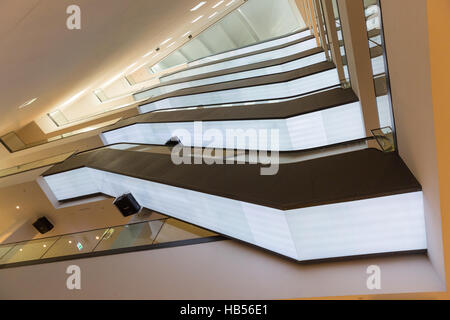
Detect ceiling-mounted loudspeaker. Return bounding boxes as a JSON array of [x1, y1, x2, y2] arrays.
[[165, 136, 182, 147], [113, 193, 142, 217], [33, 217, 54, 234]]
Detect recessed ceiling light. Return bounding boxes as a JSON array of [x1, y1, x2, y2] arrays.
[[160, 38, 172, 46], [181, 31, 192, 38], [226, 0, 235, 6], [19, 249, 23, 252], [68, 240, 72, 244], [129, 62, 149, 74], [208, 12, 218, 19], [191, 1, 206, 11], [213, 0, 224, 8], [18, 97, 38, 109], [101, 61, 138, 89], [192, 15, 204, 23], [124, 62, 138, 71], [16, 205, 20, 210], [57, 89, 88, 109], [95, 236, 100, 240], [142, 50, 153, 58], [43, 244, 47, 248]]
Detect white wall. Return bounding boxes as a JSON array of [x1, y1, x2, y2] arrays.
[[380, 0, 445, 283]]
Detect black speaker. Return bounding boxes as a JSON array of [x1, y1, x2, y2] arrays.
[[165, 136, 182, 147], [33, 217, 54, 234], [113, 193, 141, 217]]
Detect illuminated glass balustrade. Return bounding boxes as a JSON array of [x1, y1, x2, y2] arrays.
[[188, 29, 312, 68], [41, 156, 427, 262], [0, 218, 218, 268], [159, 37, 318, 83], [103, 101, 365, 152], [139, 68, 340, 113], [134, 51, 327, 101]]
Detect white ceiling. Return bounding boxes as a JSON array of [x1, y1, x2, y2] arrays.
[[0, 0, 231, 135]]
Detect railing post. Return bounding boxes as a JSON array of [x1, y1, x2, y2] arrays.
[[295, 0, 310, 29], [313, 0, 331, 61], [306, 0, 321, 47], [336, 0, 380, 136], [321, 0, 347, 85]]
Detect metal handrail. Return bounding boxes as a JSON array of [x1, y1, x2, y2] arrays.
[[0, 218, 222, 269]]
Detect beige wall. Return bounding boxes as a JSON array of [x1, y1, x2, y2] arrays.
[[1, 0, 448, 300], [15, 121, 46, 145], [0, 128, 104, 170], [380, 0, 445, 282], [318, 0, 450, 299], [0, 240, 443, 299]]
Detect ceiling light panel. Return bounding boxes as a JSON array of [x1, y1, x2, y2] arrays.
[[192, 15, 204, 23], [226, 0, 235, 7], [191, 1, 207, 11], [160, 38, 172, 46], [213, 1, 224, 8], [18, 98, 38, 109], [142, 50, 154, 58]]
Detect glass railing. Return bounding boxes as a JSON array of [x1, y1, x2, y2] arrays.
[[137, 0, 362, 114], [134, 50, 327, 101], [104, 92, 366, 152], [139, 67, 340, 113], [0, 218, 220, 268], [157, 36, 318, 84], [0, 151, 75, 178], [188, 29, 311, 68], [149, 0, 304, 75], [133, 28, 383, 104]]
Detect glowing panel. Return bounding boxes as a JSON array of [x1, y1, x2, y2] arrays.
[[134, 52, 327, 101], [43, 168, 427, 261], [103, 102, 364, 152], [160, 38, 318, 83], [189, 30, 312, 67], [139, 69, 340, 113], [377, 95, 393, 128]]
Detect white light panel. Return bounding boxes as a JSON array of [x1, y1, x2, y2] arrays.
[[160, 38, 318, 83], [139, 68, 340, 113], [138, 52, 385, 114], [372, 55, 386, 75], [103, 102, 364, 152], [134, 52, 327, 101], [43, 168, 427, 261], [188, 29, 311, 68], [377, 95, 393, 128]]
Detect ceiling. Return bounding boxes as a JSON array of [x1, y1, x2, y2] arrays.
[[0, 176, 166, 245], [0, 0, 235, 135]]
